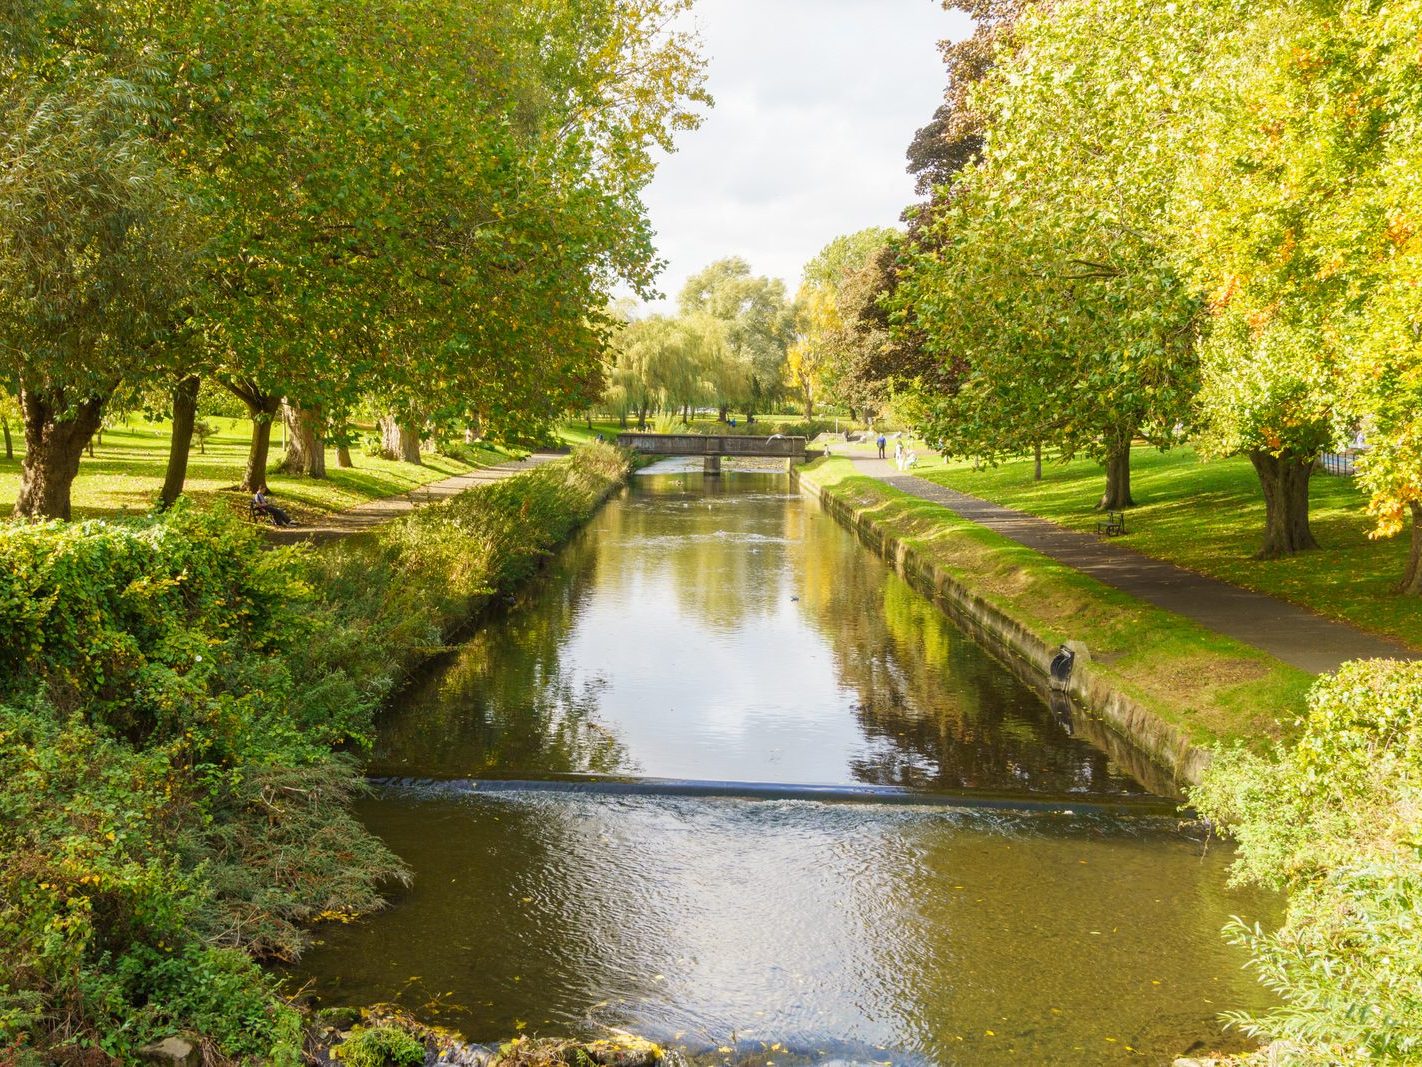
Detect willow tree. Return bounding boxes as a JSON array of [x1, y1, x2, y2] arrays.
[[896, 0, 1233, 509], [679, 258, 794, 421], [0, 77, 196, 518]]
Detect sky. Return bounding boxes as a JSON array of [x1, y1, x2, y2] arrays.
[[636, 0, 973, 312]]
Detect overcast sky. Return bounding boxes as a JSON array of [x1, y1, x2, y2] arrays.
[[635, 0, 972, 312]]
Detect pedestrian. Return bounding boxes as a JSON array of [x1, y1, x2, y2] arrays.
[[876, 432, 887, 459]]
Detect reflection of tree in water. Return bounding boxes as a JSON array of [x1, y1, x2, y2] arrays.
[[607, 473, 799, 625], [372, 528, 633, 778], [798, 512, 1145, 796]]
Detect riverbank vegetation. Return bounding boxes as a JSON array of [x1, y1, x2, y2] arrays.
[[1192, 661, 1422, 1064], [0, 444, 631, 1061], [798, 457, 1313, 753]]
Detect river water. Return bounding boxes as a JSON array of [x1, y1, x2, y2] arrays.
[[293, 464, 1272, 1064]]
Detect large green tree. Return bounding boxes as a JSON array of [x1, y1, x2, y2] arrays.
[[0, 70, 198, 518], [896, 0, 1230, 509], [1177, 0, 1422, 570]]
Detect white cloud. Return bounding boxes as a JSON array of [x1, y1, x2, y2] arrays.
[[635, 0, 973, 310]]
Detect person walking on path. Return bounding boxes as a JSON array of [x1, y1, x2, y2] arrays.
[[876, 433, 887, 459]]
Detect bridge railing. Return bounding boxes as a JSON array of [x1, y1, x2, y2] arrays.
[[616, 433, 807, 457]]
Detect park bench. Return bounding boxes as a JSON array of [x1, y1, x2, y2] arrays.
[[248, 500, 274, 525], [1096, 509, 1127, 537]]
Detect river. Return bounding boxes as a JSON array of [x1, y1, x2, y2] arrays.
[[292, 463, 1272, 1065]]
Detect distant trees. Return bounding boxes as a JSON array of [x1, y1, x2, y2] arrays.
[[0, 0, 710, 516], [603, 258, 793, 426]]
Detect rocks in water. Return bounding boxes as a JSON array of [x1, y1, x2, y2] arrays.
[[313, 1007, 664, 1067], [137, 1037, 200, 1067]]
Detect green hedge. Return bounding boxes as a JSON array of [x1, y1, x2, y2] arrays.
[[0, 444, 630, 1062], [1193, 660, 1422, 1062]]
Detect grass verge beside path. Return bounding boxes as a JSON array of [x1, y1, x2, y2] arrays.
[[912, 445, 1422, 650], [0, 416, 517, 522], [801, 457, 1313, 752]]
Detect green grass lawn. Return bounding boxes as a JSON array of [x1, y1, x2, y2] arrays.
[[0, 417, 515, 522], [912, 445, 1421, 650]]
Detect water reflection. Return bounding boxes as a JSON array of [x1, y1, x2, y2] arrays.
[[373, 471, 1148, 797]]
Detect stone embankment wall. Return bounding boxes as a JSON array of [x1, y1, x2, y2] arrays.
[[795, 469, 1210, 796]]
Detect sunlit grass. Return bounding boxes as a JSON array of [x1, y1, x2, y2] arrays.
[[911, 446, 1420, 650], [802, 456, 1313, 750], [0, 417, 515, 522]]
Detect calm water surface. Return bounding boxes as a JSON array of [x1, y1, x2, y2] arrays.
[[294, 465, 1273, 1064]]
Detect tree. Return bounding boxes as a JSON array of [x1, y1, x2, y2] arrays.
[[679, 258, 793, 421], [1178, 0, 1422, 571], [793, 229, 899, 422], [896, 0, 1228, 510], [16, 0, 710, 498], [0, 74, 197, 518], [907, 0, 1037, 197]]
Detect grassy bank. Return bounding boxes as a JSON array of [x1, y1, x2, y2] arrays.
[[799, 457, 1313, 753], [911, 446, 1422, 650], [0, 444, 631, 1062], [0, 416, 517, 522]]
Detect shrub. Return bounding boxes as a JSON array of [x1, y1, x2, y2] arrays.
[[339, 1024, 426, 1067], [1192, 660, 1422, 1062], [0, 446, 631, 1059]]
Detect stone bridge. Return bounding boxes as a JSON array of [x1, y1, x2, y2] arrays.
[[616, 433, 809, 474]]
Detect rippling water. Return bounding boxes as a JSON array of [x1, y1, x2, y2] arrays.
[[291, 466, 1274, 1064]]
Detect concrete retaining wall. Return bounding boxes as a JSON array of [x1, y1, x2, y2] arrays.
[[795, 469, 1211, 797]]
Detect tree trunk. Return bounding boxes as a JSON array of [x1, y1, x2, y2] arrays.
[[718, 404, 729, 423], [1097, 437, 1135, 510], [380, 415, 421, 464], [14, 389, 106, 519], [619, 412, 628, 429], [1034, 441, 1043, 482], [1399, 501, 1422, 596], [2, 416, 11, 460], [1249, 448, 1320, 558], [637, 405, 647, 430], [159, 375, 200, 508], [279, 401, 327, 478], [336, 444, 353, 468]]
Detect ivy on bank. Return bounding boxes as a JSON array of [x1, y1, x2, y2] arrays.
[[0, 443, 632, 1062]]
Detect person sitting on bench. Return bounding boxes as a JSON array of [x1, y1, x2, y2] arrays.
[[252, 486, 297, 527]]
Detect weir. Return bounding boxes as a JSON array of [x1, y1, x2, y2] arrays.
[[369, 774, 1191, 817]]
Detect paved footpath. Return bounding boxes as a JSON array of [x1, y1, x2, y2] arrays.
[[265, 452, 562, 546], [851, 455, 1417, 674]]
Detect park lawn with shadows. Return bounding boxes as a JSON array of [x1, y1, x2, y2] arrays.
[[800, 457, 1313, 752], [0, 417, 514, 522], [912, 445, 1421, 651]]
